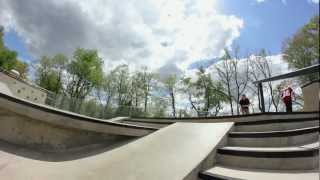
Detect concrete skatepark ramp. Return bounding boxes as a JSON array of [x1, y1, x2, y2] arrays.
[[0, 91, 319, 179], [0, 92, 158, 152]]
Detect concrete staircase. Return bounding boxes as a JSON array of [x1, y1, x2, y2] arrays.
[[199, 115, 319, 180]]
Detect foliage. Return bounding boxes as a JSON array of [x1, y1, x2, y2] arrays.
[[66, 48, 103, 111], [36, 55, 68, 94], [282, 15, 319, 81], [0, 26, 29, 78], [0, 49, 18, 70]]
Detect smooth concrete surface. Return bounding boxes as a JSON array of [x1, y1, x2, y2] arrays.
[[217, 143, 319, 170], [0, 122, 233, 180], [229, 127, 319, 147], [203, 165, 319, 180], [217, 154, 318, 170], [0, 81, 12, 96], [222, 142, 319, 151], [235, 119, 319, 132], [302, 81, 319, 112]]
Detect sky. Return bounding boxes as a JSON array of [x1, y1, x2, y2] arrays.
[[0, 0, 319, 74]]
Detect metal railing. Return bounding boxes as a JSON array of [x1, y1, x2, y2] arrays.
[[254, 64, 319, 112]]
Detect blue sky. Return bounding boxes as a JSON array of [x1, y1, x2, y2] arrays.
[[4, 0, 319, 65], [221, 0, 319, 56]]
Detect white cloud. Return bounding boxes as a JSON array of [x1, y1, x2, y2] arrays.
[[256, 0, 266, 3], [309, 0, 319, 4], [0, 0, 243, 73]]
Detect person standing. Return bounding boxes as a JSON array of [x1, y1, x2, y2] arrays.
[[281, 86, 295, 112], [239, 94, 250, 115]]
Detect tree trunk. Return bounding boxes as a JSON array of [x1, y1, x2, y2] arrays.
[[144, 94, 148, 113], [227, 84, 234, 115], [170, 91, 176, 117]]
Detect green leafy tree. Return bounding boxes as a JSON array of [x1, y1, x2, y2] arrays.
[[195, 67, 227, 116], [282, 15, 319, 81], [0, 26, 4, 50], [137, 67, 155, 114], [14, 60, 28, 79], [181, 68, 227, 117], [112, 64, 132, 115], [0, 26, 29, 78], [0, 50, 18, 70], [66, 48, 103, 111], [36, 55, 68, 94], [0, 27, 17, 70]]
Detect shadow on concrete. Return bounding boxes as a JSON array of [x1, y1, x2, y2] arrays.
[[0, 138, 137, 162]]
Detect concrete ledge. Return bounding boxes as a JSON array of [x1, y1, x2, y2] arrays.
[[235, 117, 319, 126], [200, 166, 319, 180], [230, 126, 319, 138], [217, 144, 319, 170], [229, 127, 319, 147], [235, 118, 319, 132], [0, 92, 159, 151], [0, 122, 234, 180], [129, 112, 319, 124], [120, 120, 171, 129], [0, 92, 157, 137]]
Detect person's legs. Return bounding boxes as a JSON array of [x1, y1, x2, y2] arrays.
[[287, 100, 292, 112], [244, 107, 249, 114]]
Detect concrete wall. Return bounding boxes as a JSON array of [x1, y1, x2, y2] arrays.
[[0, 71, 47, 104], [0, 92, 157, 152], [0, 108, 133, 152], [302, 81, 319, 111]]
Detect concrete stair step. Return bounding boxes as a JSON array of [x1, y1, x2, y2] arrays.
[[199, 165, 319, 180], [235, 117, 319, 132], [229, 126, 319, 147], [217, 143, 319, 170]]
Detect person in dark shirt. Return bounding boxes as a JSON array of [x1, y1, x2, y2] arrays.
[[239, 94, 250, 115]]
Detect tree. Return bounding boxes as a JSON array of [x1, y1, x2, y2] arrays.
[[136, 67, 154, 114], [282, 15, 319, 81], [36, 55, 68, 94], [164, 74, 178, 117], [230, 47, 249, 115], [14, 60, 28, 79], [0, 26, 29, 78], [248, 50, 279, 112], [216, 49, 235, 115], [0, 50, 18, 70], [181, 68, 227, 117], [181, 76, 201, 116], [66, 48, 103, 111], [96, 72, 117, 118], [0, 26, 4, 50], [196, 67, 227, 116], [112, 64, 132, 115]]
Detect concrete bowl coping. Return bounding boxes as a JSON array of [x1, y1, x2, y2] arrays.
[[0, 92, 157, 137], [127, 112, 319, 125]]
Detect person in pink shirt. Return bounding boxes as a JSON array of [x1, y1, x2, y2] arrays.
[[281, 86, 295, 112]]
